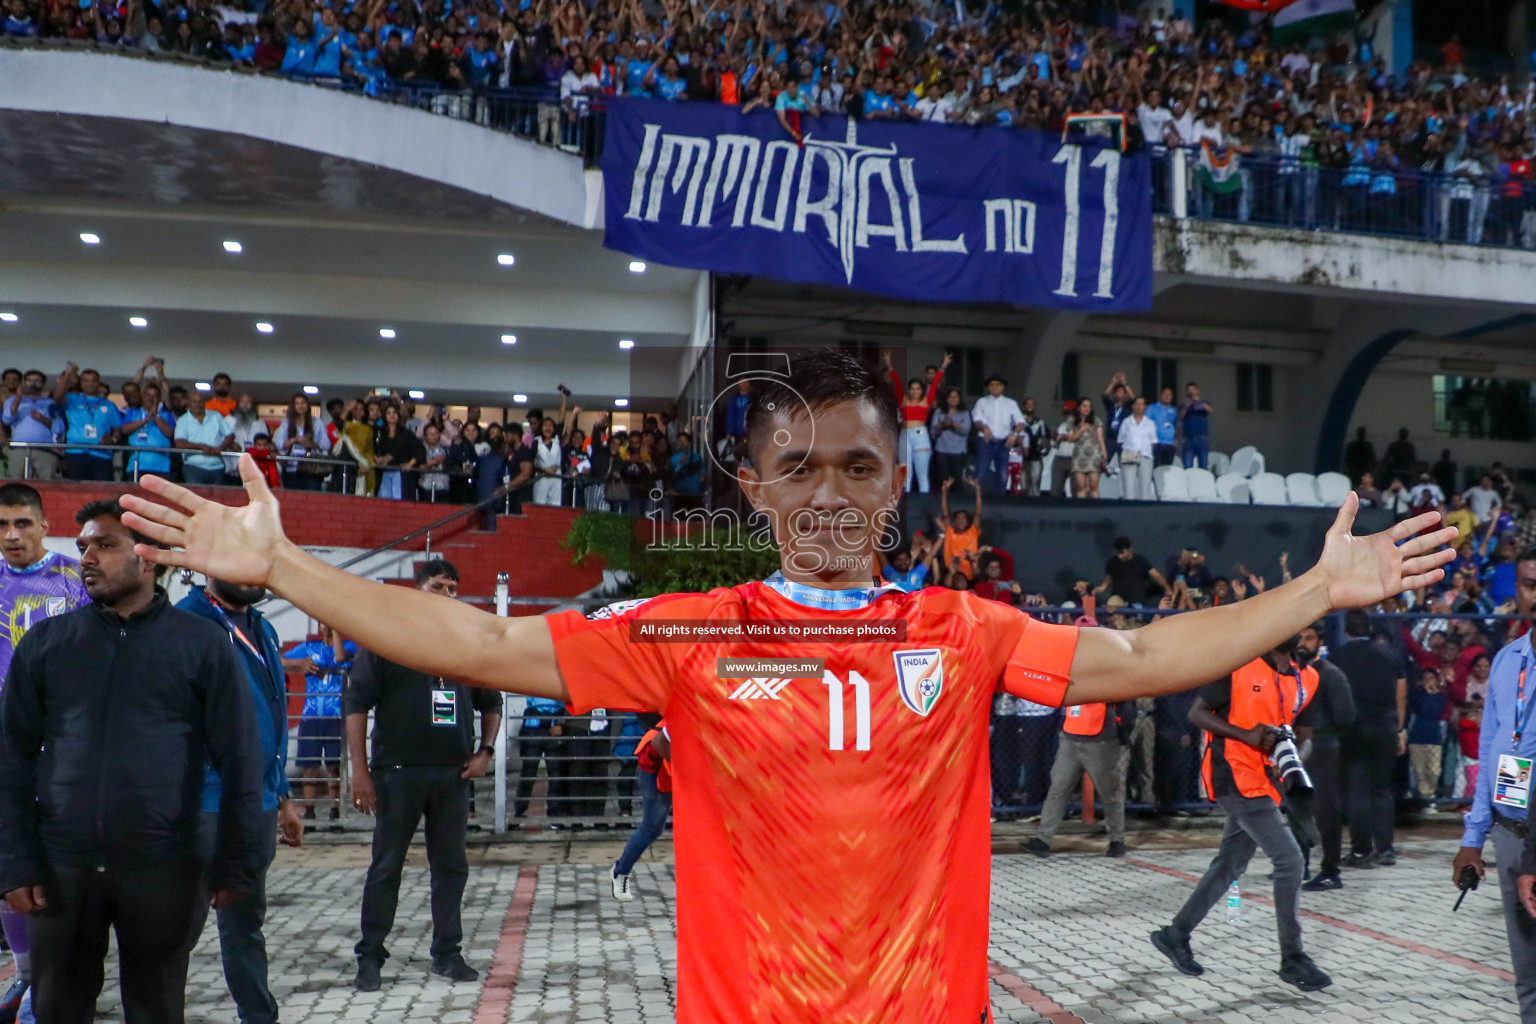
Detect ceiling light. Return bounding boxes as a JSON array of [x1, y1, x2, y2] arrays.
[[302, 385, 319, 395], [79, 232, 100, 245], [497, 253, 515, 266], [501, 334, 517, 345], [128, 316, 148, 328], [0, 313, 16, 323], [255, 321, 274, 334], [512, 393, 528, 403], [619, 338, 635, 350], [628, 261, 646, 273], [379, 328, 396, 339], [222, 240, 243, 254], [614, 398, 630, 407], [407, 390, 425, 400], [195, 382, 212, 392]]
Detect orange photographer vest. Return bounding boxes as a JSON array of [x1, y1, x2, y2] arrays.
[[1201, 658, 1317, 805], [1063, 702, 1108, 736]]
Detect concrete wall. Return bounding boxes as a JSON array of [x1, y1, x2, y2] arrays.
[[0, 49, 591, 228]]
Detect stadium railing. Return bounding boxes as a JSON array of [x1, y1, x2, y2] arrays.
[[1150, 145, 1536, 251]]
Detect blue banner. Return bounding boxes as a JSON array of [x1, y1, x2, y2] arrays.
[[602, 98, 1153, 310]]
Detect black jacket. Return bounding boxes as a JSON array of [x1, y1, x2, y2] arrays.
[[0, 592, 264, 894]]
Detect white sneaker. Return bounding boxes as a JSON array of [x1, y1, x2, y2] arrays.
[[611, 865, 634, 902]]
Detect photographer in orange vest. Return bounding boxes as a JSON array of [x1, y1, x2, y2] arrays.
[[1150, 635, 1333, 992], [1024, 641, 1137, 859]]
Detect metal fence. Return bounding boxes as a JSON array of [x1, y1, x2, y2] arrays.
[[1151, 146, 1536, 250]]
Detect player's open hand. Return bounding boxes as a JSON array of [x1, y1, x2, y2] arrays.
[[119, 453, 290, 588], [1314, 494, 1457, 611]]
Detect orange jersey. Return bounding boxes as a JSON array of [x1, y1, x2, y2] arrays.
[[547, 581, 1078, 1024]]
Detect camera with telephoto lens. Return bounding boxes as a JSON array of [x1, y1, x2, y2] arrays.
[[1269, 726, 1312, 794]]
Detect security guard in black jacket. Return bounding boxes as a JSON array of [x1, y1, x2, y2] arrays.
[[0, 499, 264, 1024], [1295, 620, 1357, 890]]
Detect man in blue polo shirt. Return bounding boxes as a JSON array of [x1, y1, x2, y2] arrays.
[[1462, 546, 1536, 1021], [0, 371, 62, 481], [283, 625, 356, 826], [1148, 387, 1179, 468], [51, 364, 120, 482]]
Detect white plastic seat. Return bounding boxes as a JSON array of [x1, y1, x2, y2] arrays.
[[1249, 472, 1289, 505], [1229, 445, 1260, 478], [1315, 471, 1352, 507], [1216, 473, 1251, 504], [1286, 472, 1323, 507], [1185, 468, 1220, 502], [1158, 470, 1192, 502], [1153, 463, 1185, 498], [1208, 452, 1231, 476]]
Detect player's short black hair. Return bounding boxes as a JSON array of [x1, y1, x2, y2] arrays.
[[0, 483, 44, 516], [414, 558, 460, 586], [744, 348, 900, 470], [1517, 544, 1536, 566], [1113, 536, 1132, 552], [75, 498, 168, 576]]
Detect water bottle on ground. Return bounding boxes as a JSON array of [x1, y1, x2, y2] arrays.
[[1226, 881, 1242, 924]]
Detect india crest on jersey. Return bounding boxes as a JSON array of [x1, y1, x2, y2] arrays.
[[893, 648, 944, 717]]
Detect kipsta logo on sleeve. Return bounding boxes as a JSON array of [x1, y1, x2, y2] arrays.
[[893, 649, 944, 716]]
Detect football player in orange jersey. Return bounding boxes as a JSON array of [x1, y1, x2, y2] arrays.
[[118, 349, 1457, 1024]]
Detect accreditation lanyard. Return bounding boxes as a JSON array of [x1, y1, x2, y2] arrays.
[[762, 571, 903, 611], [1512, 656, 1532, 748], [1272, 665, 1306, 726], [209, 598, 268, 665]]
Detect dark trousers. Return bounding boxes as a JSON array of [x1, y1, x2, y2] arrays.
[[514, 729, 568, 818], [979, 439, 1011, 495], [1153, 728, 1201, 810], [356, 766, 469, 964], [1306, 741, 1344, 874], [1016, 715, 1059, 806], [1346, 726, 1398, 856], [930, 451, 967, 491], [563, 734, 613, 818], [1049, 456, 1073, 497], [990, 716, 1025, 808], [191, 810, 278, 1024], [62, 454, 114, 481], [1171, 795, 1305, 958], [1152, 444, 1176, 468], [32, 857, 203, 1024]]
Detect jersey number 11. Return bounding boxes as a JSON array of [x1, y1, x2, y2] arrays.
[[823, 671, 872, 752]]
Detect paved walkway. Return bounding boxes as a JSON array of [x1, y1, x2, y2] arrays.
[[77, 825, 1517, 1023]]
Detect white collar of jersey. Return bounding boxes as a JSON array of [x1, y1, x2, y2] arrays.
[[762, 571, 903, 610], [6, 552, 55, 576]]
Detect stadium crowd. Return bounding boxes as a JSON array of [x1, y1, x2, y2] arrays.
[[5, 0, 1535, 242]]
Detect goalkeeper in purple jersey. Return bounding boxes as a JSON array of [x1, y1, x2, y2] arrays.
[[0, 483, 88, 1024]]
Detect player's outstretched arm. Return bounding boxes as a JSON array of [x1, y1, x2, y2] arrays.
[[1063, 495, 1455, 705], [119, 454, 569, 701]]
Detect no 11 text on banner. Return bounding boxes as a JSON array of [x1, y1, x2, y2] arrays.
[[602, 97, 1153, 311]]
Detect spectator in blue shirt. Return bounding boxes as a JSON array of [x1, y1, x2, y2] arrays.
[[120, 380, 176, 479], [724, 379, 751, 441], [463, 32, 499, 88], [2, 0, 38, 36], [282, 17, 318, 77], [283, 625, 356, 826], [52, 364, 120, 482], [645, 55, 688, 100], [1147, 387, 1179, 467], [774, 76, 817, 139], [0, 370, 62, 480], [310, 10, 345, 78]]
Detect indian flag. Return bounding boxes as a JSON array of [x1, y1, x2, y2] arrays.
[[1272, 0, 1357, 45], [1196, 142, 1244, 196]]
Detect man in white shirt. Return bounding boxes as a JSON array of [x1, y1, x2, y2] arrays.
[[1463, 474, 1503, 525], [914, 76, 957, 122], [1116, 396, 1159, 501], [971, 375, 1025, 497], [1407, 474, 1446, 509], [1050, 403, 1077, 497], [1137, 88, 1174, 149]]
